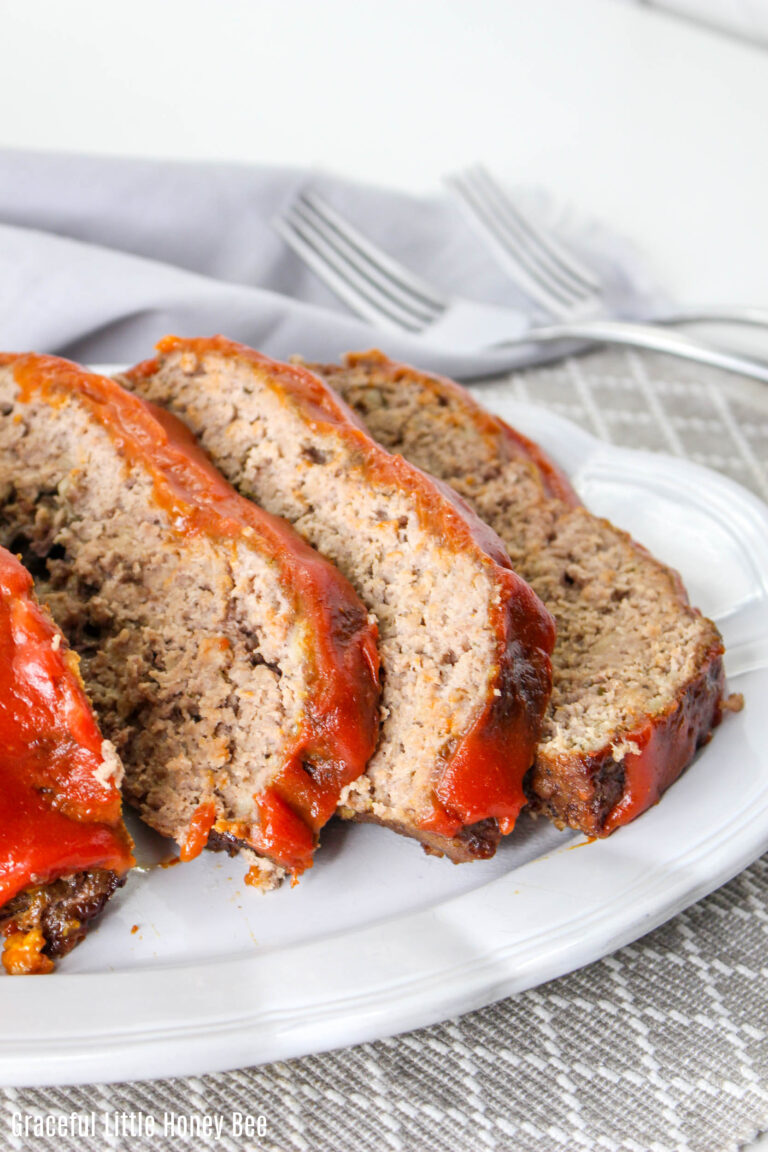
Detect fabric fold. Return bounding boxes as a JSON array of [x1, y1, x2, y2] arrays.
[[0, 148, 662, 376]]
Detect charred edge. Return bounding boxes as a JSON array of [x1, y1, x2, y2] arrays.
[[347, 811, 501, 863], [205, 829, 254, 858], [0, 870, 125, 959], [523, 758, 626, 836], [524, 653, 725, 836]]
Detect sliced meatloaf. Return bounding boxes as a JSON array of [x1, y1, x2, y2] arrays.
[[121, 336, 556, 862], [0, 354, 380, 883], [0, 546, 134, 973], [307, 350, 726, 837]]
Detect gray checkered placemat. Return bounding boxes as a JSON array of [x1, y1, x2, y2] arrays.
[[2, 349, 767, 1152]]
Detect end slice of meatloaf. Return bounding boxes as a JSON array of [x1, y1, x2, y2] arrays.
[[120, 336, 556, 862], [0, 354, 380, 883], [0, 546, 134, 974], [306, 350, 727, 838]]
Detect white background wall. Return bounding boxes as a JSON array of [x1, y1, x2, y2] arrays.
[[637, 0, 768, 47], [1, 0, 767, 307]]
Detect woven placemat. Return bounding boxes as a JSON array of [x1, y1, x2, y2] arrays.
[[2, 348, 767, 1152]]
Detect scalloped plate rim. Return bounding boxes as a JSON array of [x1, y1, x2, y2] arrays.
[[1, 382, 767, 1088]]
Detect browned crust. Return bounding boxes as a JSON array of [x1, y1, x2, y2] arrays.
[[208, 807, 499, 862], [341, 810, 500, 862], [528, 648, 725, 835], [0, 870, 124, 959]]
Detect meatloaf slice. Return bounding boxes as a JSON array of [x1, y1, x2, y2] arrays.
[[307, 350, 726, 837], [0, 546, 134, 973], [121, 336, 555, 862], [0, 354, 380, 883]]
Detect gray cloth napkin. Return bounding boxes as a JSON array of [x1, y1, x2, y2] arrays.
[[0, 149, 661, 376]]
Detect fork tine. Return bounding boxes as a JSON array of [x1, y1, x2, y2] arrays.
[[276, 212, 417, 332], [469, 166, 601, 296], [458, 169, 588, 306], [276, 206, 429, 333], [448, 172, 580, 314], [449, 169, 586, 311], [448, 168, 604, 317], [288, 198, 441, 328], [300, 191, 447, 317], [292, 198, 440, 327]]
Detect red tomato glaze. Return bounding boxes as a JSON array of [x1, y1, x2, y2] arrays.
[[0, 548, 134, 908], [5, 353, 380, 876]]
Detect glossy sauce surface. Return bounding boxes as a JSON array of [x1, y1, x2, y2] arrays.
[[7, 353, 380, 874], [603, 651, 724, 833], [334, 352, 728, 840], [135, 337, 556, 847], [421, 573, 556, 838], [0, 548, 134, 908]]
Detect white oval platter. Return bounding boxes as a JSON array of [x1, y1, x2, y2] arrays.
[[1, 391, 767, 1087]]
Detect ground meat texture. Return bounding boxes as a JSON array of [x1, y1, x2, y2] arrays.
[[307, 350, 726, 837], [0, 354, 381, 880], [121, 336, 556, 862]]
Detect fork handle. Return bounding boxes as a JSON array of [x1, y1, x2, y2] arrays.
[[515, 320, 768, 385], [658, 306, 768, 329]]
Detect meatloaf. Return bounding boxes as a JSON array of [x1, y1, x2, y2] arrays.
[[307, 350, 726, 837], [0, 546, 134, 974], [0, 354, 380, 883], [121, 336, 556, 862]]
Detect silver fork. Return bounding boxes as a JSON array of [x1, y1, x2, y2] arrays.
[[446, 164, 768, 329], [274, 190, 768, 384]]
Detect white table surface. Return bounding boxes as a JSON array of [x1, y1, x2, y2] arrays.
[[2, 3, 767, 1146], [1, 0, 768, 314]]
